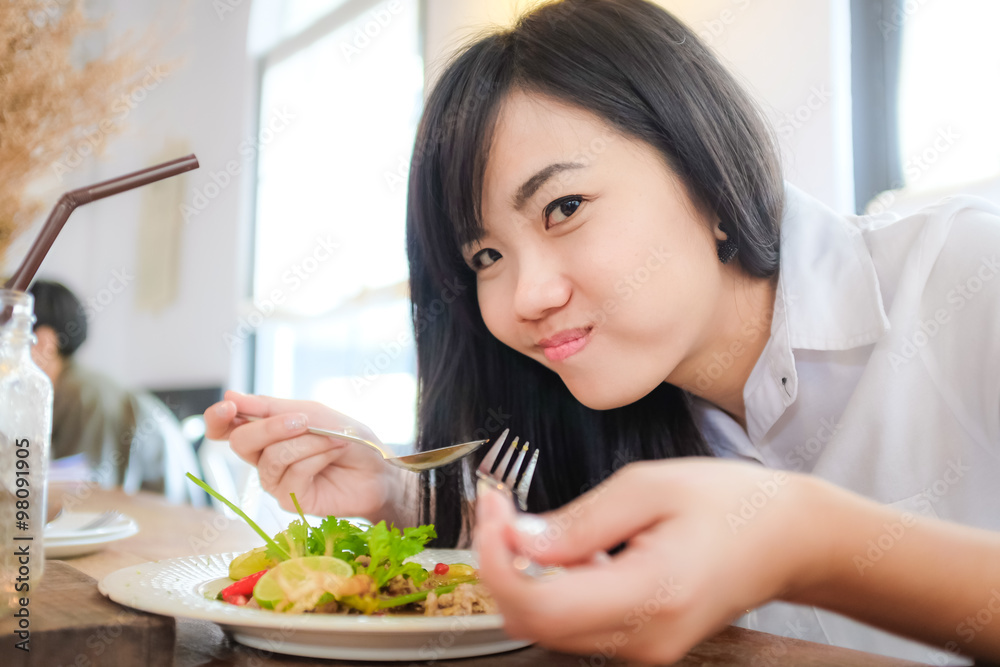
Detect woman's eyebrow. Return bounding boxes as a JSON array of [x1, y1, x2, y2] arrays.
[[511, 161, 586, 211]]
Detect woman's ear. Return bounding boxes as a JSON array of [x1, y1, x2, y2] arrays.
[[712, 219, 728, 242], [715, 220, 738, 264]]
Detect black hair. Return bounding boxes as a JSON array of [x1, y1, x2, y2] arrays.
[[407, 0, 783, 546], [28, 280, 88, 357]]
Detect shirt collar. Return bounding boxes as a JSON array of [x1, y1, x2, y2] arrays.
[[742, 183, 891, 444], [779, 182, 891, 350]]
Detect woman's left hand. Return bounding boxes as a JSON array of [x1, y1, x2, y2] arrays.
[[473, 459, 835, 664]]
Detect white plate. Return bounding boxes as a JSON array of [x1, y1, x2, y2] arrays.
[[99, 549, 531, 661], [44, 511, 140, 558]]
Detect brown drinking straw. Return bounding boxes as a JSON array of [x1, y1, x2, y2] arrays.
[[4, 153, 200, 292]]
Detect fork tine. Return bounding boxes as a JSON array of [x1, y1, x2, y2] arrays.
[[503, 441, 528, 487], [477, 428, 509, 476], [495, 436, 519, 478], [515, 449, 540, 511]]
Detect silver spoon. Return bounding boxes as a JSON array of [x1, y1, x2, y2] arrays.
[[237, 414, 488, 472]]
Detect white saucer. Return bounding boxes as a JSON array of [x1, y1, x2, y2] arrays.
[[45, 511, 140, 558]]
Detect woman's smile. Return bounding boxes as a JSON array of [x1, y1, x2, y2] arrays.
[[538, 326, 594, 362]]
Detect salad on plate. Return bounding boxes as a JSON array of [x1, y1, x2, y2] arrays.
[[187, 473, 496, 617]]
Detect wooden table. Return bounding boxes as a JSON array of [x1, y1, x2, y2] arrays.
[[19, 488, 940, 666]]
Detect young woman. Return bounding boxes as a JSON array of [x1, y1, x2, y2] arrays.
[[205, 0, 1000, 663]]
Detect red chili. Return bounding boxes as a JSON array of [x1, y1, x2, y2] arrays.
[[221, 569, 268, 602], [434, 563, 449, 575]]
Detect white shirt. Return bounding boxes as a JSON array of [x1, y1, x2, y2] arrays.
[[693, 183, 1000, 665]]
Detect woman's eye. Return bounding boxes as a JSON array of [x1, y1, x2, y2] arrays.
[[470, 248, 502, 270], [544, 196, 584, 227]]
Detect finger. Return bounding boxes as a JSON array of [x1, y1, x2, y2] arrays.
[[203, 399, 238, 440], [272, 449, 343, 498], [510, 463, 669, 565], [475, 489, 675, 641], [223, 390, 299, 419], [255, 433, 347, 483], [228, 413, 311, 467], [260, 448, 340, 502]]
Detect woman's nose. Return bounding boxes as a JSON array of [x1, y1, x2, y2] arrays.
[[512, 259, 572, 322]]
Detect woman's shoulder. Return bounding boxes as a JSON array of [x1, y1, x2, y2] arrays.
[[858, 192, 1000, 256], [853, 194, 1000, 311]]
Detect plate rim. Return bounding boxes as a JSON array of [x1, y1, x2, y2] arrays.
[[45, 511, 138, 540], [98, 549, 509, 633]]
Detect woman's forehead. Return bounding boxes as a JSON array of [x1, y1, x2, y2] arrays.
[[484, 93, 613, 200], [490, 91, 610, 160]]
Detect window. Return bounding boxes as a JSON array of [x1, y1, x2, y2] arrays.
[[250, 0, 423, 450], [897, 1, 1000, 193]]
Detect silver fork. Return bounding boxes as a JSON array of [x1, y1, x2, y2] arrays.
[[474, 428, 539, 511], [475, 428, 544, 578]]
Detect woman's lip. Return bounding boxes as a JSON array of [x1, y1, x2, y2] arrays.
[[539, 328, 592, 362], [538, 327, 591, 348]]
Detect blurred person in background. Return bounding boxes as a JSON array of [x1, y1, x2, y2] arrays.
[[28, 279, 174, 493]]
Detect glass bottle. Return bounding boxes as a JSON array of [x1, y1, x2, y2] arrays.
[[0, 288, 53, 610]]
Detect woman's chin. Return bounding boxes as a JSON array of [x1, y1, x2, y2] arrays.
[[562, 378, 649, 411]]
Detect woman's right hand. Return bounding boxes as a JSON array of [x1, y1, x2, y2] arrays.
[[203, 390, 412, 525]]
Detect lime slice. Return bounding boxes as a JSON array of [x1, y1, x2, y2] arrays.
[[253, 556, 354, 610], [228, 546, 277, 580]]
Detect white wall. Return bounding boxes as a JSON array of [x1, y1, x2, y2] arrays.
[[3, 0, 852, 392], [5, 1, 255, 391]]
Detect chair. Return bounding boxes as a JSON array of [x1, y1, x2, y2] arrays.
[[123, 392, 207, 506]]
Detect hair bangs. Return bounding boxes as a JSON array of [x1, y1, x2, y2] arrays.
[[411, 34, 518, 293]]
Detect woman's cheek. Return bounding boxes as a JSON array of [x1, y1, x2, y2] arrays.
[[477, 288, 514, 346]]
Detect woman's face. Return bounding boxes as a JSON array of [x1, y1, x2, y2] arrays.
[[466, 90, 735, 410]]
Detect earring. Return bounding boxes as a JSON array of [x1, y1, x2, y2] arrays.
[[716, 221, 738, 264]]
